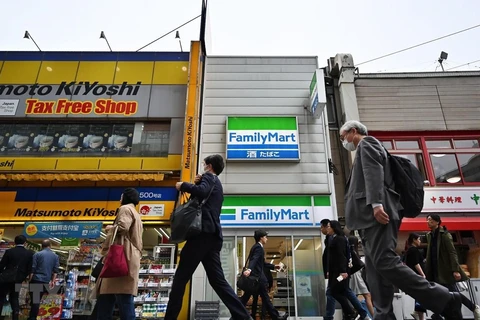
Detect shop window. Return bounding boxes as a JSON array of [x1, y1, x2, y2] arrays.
[[381, 140, 393, 150], [426, 140, 452, 149], [454, 139, 480, 149], [0, 122, 170, 158], [430, 154, 460, 183], [395, 140, 420, 149], [457, 154, 480, 183]]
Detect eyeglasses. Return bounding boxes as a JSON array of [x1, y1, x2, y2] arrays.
[[340, 130, 351, 142]]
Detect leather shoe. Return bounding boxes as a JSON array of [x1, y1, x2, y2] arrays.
[[441, 292, 463, 320]]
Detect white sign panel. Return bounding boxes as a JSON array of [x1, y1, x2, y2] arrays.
[[139, 204, 165, 216], [423, 187, 480, 212], [0, 100, 19, 116]]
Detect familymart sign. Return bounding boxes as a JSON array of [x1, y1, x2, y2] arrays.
[[226, 116, 300, 161], [220, 196, 334, 227]]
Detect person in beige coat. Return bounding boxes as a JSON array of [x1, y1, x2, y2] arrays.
[[96, 188, 143, 320]]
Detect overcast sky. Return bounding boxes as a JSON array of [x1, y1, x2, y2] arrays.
[[2, 0, 479, 73]]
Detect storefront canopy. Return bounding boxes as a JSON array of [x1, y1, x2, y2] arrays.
[[0, 173, 165, 181], [400, 217, 480, 231]]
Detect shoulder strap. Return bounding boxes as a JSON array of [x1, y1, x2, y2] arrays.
[[199, 176, 217, 208], [242, 245, 255, 270]]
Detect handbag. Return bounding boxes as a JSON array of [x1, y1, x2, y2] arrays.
[[347, 243, 365, 275], [170, 177, 216, 244], [236, 248, 260, 294], [91, 257, 104, 280], [99, 226, 129, 278]]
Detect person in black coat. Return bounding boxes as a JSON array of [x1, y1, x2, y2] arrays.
[[165, 154, 252, 320], [0, 235, 34, 320], [241, 230, 288, 320], [249, 261, 275, 319], [327, 221, 355, 320]]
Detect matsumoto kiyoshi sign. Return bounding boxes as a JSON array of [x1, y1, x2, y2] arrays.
[[226, 117, 300, 161], [0, 82, 141, 116], [220, 195, 333, 227]]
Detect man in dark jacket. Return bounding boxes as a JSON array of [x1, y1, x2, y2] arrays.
[[425, 215, 480, 320], [0, 235, 34, 320], [241, 230, 288, 320], [165, 154, 253, 320]]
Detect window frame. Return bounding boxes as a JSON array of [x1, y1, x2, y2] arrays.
[[373, 132, 480, 187]]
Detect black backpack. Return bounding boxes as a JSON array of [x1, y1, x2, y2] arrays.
[[385, 149, 425, 218]]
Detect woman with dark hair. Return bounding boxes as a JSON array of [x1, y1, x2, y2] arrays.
[[327, 220, 356, 320], [405, 233, 427, 320], [348, 236, 374, 318], [95, 188, 143, 320]]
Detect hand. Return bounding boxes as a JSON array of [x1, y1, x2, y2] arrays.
[[175, 182, 183, 191], [243, 269, 251, 277], [340, 273, 348, 279], [49, 281, 55, 289], [373, 205, 389, 224], [194, 174, 202, 184], [105, 225, 114, 231], [453, 272, 461, 281]]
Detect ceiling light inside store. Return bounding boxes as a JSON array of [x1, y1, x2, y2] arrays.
[[447, 176, 461, 183], [432, 154, 446, 158], [294, 239, 304, 251], [49, 237, 61, 244], [270, 259, 274, 264], [154, 229, 163, 237], [315, 243, 322, 251], [159, 228, 170, 239]]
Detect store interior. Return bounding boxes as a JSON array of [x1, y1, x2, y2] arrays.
[[0, 224, 176, 319]]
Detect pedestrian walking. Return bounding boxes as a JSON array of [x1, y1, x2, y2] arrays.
[[28, 240, 59, 320], [0, 235, 34, 320], [341, 120, 463, 320], [95, 188, 143, 320], [164, 155, 253, 320]]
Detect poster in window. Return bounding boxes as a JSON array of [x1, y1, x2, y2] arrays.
[[84, 124, 110, 153], [0, 124, 14, 153], [6, 124, 38, 153], [108, 124, 134, 153], [32, 124, 51, 153], [58, 124, 89, 153]]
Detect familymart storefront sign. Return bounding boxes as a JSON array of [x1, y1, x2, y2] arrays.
[[220, 195, 334, 227]]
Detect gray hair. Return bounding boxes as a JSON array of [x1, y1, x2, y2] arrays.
[[340, 120, 368, 136]]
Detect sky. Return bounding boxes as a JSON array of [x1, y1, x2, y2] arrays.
[[2, 0, 480, 73]]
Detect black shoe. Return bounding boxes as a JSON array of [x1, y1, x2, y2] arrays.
[[276, 312, 289, 320], [441, 292, 463, 320]]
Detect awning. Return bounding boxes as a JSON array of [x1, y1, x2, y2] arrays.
[[0, 173, 165, 182], [400, 217, 480, 231]]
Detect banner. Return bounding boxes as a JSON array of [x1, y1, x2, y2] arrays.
[[24, 222, 103, 238]]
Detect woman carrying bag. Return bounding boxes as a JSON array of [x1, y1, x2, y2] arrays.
[[95, 188, 143, 320]]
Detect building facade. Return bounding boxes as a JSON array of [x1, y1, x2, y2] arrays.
[[190, 56, 337, 319]]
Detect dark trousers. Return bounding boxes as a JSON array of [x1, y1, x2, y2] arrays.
[[165, 233, 250, 320], [362, 220, 451, 320], [28, 281, 48, 320], [240, 282, 280, 319], [0, 283, 20, 320], [328, 277, 354, 318], [251, 292, 267, 318]]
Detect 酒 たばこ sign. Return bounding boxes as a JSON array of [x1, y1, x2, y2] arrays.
[[226, 117, 300, 161]]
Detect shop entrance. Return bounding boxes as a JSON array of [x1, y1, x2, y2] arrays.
[[203, 229, 325, 320]]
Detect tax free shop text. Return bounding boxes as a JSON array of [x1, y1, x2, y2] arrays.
[[229, 132, 297, 144], [240, 208, 309, 221]]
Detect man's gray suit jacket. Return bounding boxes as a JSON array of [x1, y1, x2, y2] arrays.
[[344, 136, 403, 231]]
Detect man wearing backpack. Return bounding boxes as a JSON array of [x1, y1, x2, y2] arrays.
[[341, 120, 463, 320]]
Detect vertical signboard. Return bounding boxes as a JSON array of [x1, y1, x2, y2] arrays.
[[309, 69, 327, 119]]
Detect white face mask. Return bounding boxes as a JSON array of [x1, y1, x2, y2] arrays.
[[342, 140, 357, 152], [203, 165, 209, 173]]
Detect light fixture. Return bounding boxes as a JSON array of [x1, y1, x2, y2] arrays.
[[315, 243, 322, 251], [49, 237, 61, 244], [99, 31, 113, 52], [432, 154, 446, 158], [270, 259, 274, 264], [154, 228, 163, 237], [273, 254, 277, 258], [159, 228, 170, 239], [175, 30, 183, 52], [46, 66, 53, 72], [294, 239, 304, 250], [23, 31, 42, 51], [447, 176, 461, 183]]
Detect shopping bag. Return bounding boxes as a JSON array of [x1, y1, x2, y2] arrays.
[[99, 227, 128, 278]]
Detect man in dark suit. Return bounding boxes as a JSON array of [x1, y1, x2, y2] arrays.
[[0, 235, 34, 320], [341, 120, 463, 320], [248, 261, 275, 319], [165, 154, 253, 320], [241, 230, 288, 320]]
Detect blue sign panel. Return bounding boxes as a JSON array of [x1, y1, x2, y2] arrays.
[[24, 222, 103, 239]]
